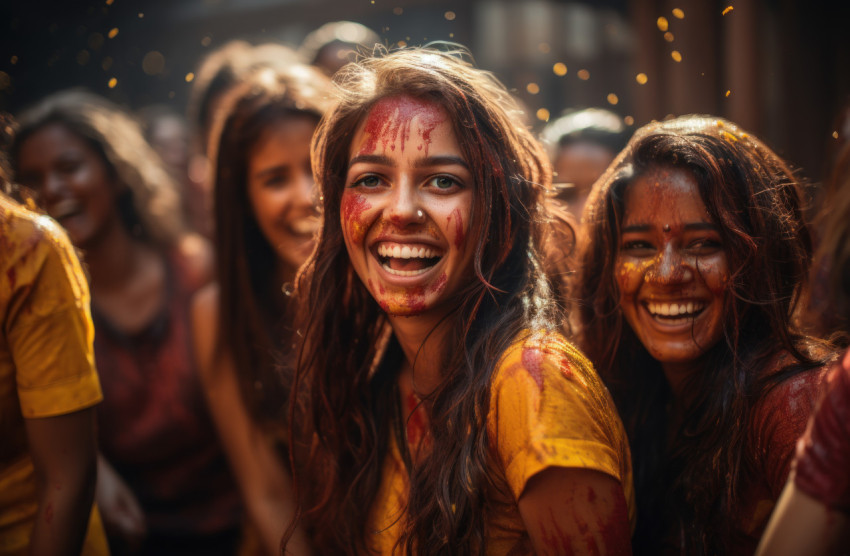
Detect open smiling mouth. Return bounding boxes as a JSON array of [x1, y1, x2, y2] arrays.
[[645, 301, 705, 326], [375, 243, 443, 277]]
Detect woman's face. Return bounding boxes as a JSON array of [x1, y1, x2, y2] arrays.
[[341, 95, 474, 317], [16, 122, 120, 248], [247, 115, 319, 270], [614, 165, 730, 371]]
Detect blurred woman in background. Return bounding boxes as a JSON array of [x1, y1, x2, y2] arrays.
[[191, 63, 332, 555], [577, 115, 832, 555], [12, 90, 242, 555]]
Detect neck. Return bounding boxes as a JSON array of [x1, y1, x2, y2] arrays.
[[83, 222, 152, 290], [388, 308, 453, 396], [661, 360, 699, 408]]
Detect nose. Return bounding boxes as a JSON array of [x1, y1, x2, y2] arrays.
[[645, 244, 694, 285], [386, 180, 425, 227]]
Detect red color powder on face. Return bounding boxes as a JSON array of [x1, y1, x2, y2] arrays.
[[447, 208, 465, 249], [341, 193, 371, 243], [521, 347, 545, 391], [358, 96, 445, 156], [427, 272, 447, 294]]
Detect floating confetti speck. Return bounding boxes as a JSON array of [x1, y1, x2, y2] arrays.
[[671, 50, 682, 62], [444, 11, 456, 21], [526, 83, 540, 94], [833, 131, 839, 139], [449, 33, 454, 38], [142, 51, 165, 75], [536, 108, 550, 122], [577, 69, 590, 80], [108, 77, 117, 88], [538, 42, 550, 54], [201, 36, 212, 47], [722, 5, 734, 15], [657, 17, 669, 31], [398, 40, 407, 47], [607, 93, 619, 105], [393, 6, 402, 15], [185, 72, 195, 82], [664, 32, 674, 42], [0, 72, 10, 91], [108, 27, 119, 39], [138, 12, 143, 18], [553, 62, 567, 76], [106, 0, 114, 4], [624, 116, 635, 126], [10, 55, 18, 64], [672, 8, 684, 19], [636, 72, 648, 84], [725, 89, 731, 97]]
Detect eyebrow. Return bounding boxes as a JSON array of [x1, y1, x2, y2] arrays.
[[347, 154, 470, 170], [621, 222, 719, 233], [254, 164, 291, 179]]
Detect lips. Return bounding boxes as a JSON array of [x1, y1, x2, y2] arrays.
[[287, 216, 320, 237], [373, 241, 444, 277], [49, 198, 83, 221]]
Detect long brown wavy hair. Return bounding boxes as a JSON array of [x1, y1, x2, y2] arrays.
[[206, 65, 332, 427], [287, 45, 565, 555], [577, 115, 826, 555], [11, 89, 185, 247]]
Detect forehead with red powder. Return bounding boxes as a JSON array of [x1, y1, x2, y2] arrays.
[[352, 95, 447, 157]]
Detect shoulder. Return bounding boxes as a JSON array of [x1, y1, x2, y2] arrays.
[[172, 233, 214, 291]]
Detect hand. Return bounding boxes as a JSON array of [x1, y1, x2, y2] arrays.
[[96, 456, 147, 554]]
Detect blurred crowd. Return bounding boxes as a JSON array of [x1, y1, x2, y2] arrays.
[[1, 18, 849, 556]]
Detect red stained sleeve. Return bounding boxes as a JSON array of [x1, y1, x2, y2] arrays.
[[794, 349, 850, 512]]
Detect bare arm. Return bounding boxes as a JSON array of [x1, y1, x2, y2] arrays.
[[518, 467, 632, 556], [756, 478, 850, 556], [24, 408, 98, 556], [191, 285, 311, 556]]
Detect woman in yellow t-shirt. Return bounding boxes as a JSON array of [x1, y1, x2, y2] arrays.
[[0, 192, 107, 555], [286, 46, 634, 555]]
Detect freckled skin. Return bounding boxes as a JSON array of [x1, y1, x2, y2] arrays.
[[615, 166, 730, 383], [342, 95, 473, 318]]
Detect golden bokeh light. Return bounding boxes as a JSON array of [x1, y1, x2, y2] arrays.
[[444, 11, 456, 21], [577, 69, 590, 80], [185, 72, 195, 83], [108, 28, 119, 39], [722, 5, 734, 15], [657, 17, 669, 31], [553, 63, 567, 76], [664, 32, 675, 42], [142, 51, 165, 75], [526, 83, 540, 94], [636, 72, 648, 84], [672, 8, 685, 19], [536, 108, 550, 122], [607, 93, 619, 105], [624, 116, 635, 126], [108, 77, 117, 88], [671, 50, 683, 62]]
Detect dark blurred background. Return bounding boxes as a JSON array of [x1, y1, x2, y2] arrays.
[[1, 0, 848, 184]]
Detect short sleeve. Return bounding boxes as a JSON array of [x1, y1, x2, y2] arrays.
[[7, 217, 102, 418], [794, 350, 850, 512], [487, 332, 632, 503]]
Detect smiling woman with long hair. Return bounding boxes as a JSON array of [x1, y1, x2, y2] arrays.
[[576, 115, 833, 555], [286, 46, 634, 555]]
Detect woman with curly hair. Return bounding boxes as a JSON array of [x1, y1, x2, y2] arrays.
[[576, 115, 832, 555], [287, 46, 634, 555], [12, 91, 241, 555], [191, 63, 332, 555]]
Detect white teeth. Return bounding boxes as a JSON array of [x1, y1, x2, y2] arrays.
[[647, 301, 705, 318], [50, 199, 81, 220], [376, 243, 441, 260], [290, 219, 318, 235], [381, 263, 430, 277]]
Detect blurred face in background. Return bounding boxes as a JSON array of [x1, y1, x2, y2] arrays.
[[16, 122, 121, 248], [554, 141, 617, 223], [247, 114, 320, 271]]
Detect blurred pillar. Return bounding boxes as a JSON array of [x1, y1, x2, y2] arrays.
[[664, 0, 718, 117], [723, 0, 762, 135], [629, 0, 663, 124]]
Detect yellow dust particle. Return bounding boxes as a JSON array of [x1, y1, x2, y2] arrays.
[[833, 131, 839, 139], [106, 0, 114, 4], [393, 6, 403, 15], [185, 72, 195, 83], [607, 93, 619, 105], [664, 32, 674, 42], [624, 116, 635, 125], [672, 8, 684, 19], [725, 89, 731, 97], [76, 50, 90, 65], [108, 27, 119, 39], [722, 5, 734, 15], [0, 72, 11, 91], [397, 40, 407, 47], [538, 42, 551, 54], [671, 50, 682, 62], [536, 108, 550, 122], [142, 51, 165, 75], [11, 55, 18, 64], [553, 62, 567, 76], [449, 33, 454, 38], [201, 36, 212, 47], [108, 77, 117, 88], [577, 69, 590, 80], [138, 12, 143, 18], [526, 82, 540, 95], [657, 17, 669, 31], [636, 72, 648, 84], [444, 11, 456, 21]]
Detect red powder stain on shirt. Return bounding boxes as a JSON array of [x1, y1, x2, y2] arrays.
[[447, 208, 465, 249], [521, 347, 545, 392], [357, 96, 445, 156], [44, 502, 53, 525]]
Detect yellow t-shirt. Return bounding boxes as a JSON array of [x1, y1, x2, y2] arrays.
[[0, 196, 108, 555], [367, 330, 635, 554]]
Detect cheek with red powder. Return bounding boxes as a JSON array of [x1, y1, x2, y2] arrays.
[[447, 208, 465, 250], [357, 96, 446, 156], [340, 192, 372, 245]]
